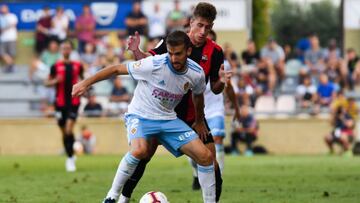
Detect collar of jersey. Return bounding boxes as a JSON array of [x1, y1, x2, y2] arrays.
[[166, 55, 188, 75]]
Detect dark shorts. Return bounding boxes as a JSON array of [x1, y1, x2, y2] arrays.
[[185, 119, 214, 145], [55, 106, 79, 127]]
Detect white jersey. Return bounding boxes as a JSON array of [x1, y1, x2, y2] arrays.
[[204, 82, 225, 119], [127, 53, 206, 120]]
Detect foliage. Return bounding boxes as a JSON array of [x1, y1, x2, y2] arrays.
[[252, 0, 272, 49]]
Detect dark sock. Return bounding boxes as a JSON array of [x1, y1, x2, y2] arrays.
[[215, 164, 223, 202], [63, 134, 75, 157], [122, 159, 149, 198]]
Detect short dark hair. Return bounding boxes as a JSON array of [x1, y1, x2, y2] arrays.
[[193, 2, 217, 23], [208, 29, 217, 41], [166, 30, 191, 49]]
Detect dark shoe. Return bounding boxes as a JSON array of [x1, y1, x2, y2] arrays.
[[103, 197, 116, 203], [192, 177, 200, 190]]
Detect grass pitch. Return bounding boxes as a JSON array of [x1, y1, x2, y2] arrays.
[[0, 155, 359, 203]]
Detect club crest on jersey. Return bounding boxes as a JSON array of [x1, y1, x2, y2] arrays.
[[183, 82, 190, 91], [130, 127, 137, 135], [133, 61, 142, 69], [201, 55, 208, 61]]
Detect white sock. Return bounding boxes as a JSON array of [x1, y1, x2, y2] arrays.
[[198, 164, 216, 203], [118, 194, 130, 203], [106, 152, 140, 200], [188, 156, 198, 177], [215, 144, 225, 174]]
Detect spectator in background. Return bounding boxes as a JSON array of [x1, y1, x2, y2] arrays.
[[230, 105, 258, 156], [125, 1, 147, 36], [255, 57, 276, 96], [283, 44, 296, 61], [241, 39, 260, 66], [109, 77, 130, 116], [324, 106, 354, 156], [316, 73, 336, 107], [295, 35, 311, 63], [35, 6, 52, 55], [80, 42, 97, 77], [83, 92, 103, 117], [166, 0, 187, 33], [324, 54, 344, 89], [343, 48, 360, 90], [78, 125, 96, 154], [148, 2, 166, 40], [261, 38, 285, 80], [223, 42, 239, 71], [233, 76, 254, 106], [0, 4, 18, 73], [324, 38, 341, 61], [75, 4, 96, 53], [50, 6, 69, 43], [296, 75, 317, 110], [304, 34, 325, 74]]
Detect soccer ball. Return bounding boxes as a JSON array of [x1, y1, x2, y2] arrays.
[[139, 191, 169, 203]]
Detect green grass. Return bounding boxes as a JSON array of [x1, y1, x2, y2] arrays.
[[0, 155, 360, 203]]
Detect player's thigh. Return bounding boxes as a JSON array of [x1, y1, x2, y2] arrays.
[[181, 138, 213, 166]]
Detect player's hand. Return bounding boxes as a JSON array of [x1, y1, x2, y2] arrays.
[[127, 31, 141, 52], [219, 64, 233, 84], [192, 121, 209, 142], [72, 81, 89, 97]]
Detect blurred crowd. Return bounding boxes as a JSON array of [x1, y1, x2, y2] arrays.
[[1, 0, 359, 155]]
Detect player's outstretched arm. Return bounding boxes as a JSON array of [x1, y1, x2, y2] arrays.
[[127, 31, 151, 60], [211, 64, 233, 94], [72, 64, 128, 97], [192, 93, 209, 141]]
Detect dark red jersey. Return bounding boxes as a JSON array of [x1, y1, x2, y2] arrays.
[[50, 60, 83, 108]]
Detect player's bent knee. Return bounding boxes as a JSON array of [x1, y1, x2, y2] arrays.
[[196, 148, 214, 166], [130, 148, 148, 160]]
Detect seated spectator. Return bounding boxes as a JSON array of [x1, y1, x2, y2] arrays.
[[325, 54, 345, 89], [232, 76, 254, 106], [230, 105, 258, 156], [295, 35, 311, 64], [223, 42, 240, 71], [83, 93, 103, 117], [78, 125, 96, 154], [255, 58, 276, 95], [166, 0, 187, 33], [30, 40, 61, 82], [241, 39, 260, 66], [261, 37, 285, 80], [148, 2, 166, 40], [75, 4, 96, 53], [109, 77, 130, 115], [296, 75, 317, 109], [324, 106, 354, 156], [304, 34, 326, 74], [80, 42, 97, 76], [49, 6, 69, 43], [283, 44, 296, 61], [315, 73, 336, 107], [344, 48, 360, 90], [324, 38, 341, 61]]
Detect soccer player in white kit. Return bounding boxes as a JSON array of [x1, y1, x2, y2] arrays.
[[72, 31, 217, 203]]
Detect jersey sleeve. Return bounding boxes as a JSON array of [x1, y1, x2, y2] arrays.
[[192, 71, 206, 95], [209, 48, 224, 82], [126, 56, 154, 81], [149, 38, 167, 55]]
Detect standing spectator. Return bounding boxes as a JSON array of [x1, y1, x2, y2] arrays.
[[261, 38, 285, 80], [343, 48, 360, 90], [295, 35, 310, 63], [50, 6, 69, 43], [125, 1, 147, 36], [230, 105, 258, 156], [148, 2, 166, 40], [166, 0, 187, 33], [241, 39, 260, 66], [83, 93, 103, 117], [45, 40, 84, 172], [80, 42, 97, 76], [35, 6, 52, 55], [75, 5, 96, 53], [304, 34, 326, 74], [109, 77, 130, 115], [0, 4, 18, 73]]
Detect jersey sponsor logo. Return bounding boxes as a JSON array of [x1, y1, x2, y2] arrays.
[[183, 82, 190, 92], [152, 88, 183, 101]]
